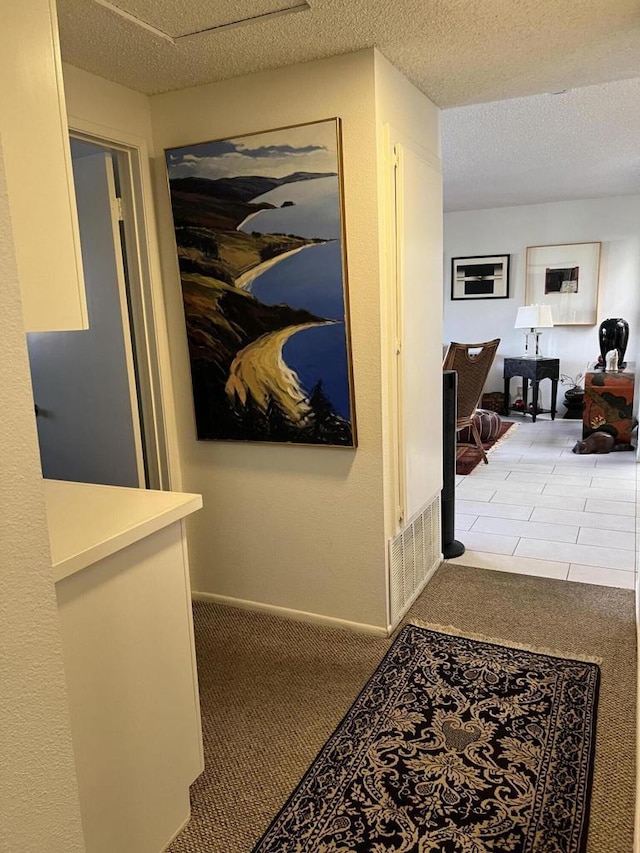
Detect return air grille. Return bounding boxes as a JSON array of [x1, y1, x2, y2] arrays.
[[389, 494, 441, 628]]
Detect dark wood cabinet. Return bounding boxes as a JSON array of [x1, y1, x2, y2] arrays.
[[583, 368, 635, 446]]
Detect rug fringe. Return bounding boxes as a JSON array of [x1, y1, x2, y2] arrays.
[[409, 620, 603, 666]]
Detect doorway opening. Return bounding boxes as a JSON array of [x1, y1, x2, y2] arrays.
[[27, 135, 169, 491]]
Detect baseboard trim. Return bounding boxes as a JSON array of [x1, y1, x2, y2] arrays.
[[387, 555, 442, 635], [191, 591, 388, 637]]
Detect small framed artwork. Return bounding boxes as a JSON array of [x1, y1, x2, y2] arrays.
[[525, 242, 601, 325], [451, 255, 510, 300]]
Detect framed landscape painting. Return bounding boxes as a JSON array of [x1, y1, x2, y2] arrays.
[[451, 255, 510, 300], [525, 242, 601, 325], [165, 118, 356, 446]]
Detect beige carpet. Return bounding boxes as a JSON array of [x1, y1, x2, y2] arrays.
[[168, 564, 636, 853]]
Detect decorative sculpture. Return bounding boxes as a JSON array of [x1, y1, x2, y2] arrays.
[[598, 318, 629, 369], [605, 349, 619, 372]]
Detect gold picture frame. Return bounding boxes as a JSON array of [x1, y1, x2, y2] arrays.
[[164, 118, 357, 447]]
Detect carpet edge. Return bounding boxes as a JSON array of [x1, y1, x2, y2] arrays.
[[409, 620, 603, 666]]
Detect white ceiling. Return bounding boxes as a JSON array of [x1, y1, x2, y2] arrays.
[[57, 0, 640, 210], [442, 77, 640, 211]]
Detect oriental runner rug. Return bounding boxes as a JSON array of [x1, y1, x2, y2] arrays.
[[252, 623, 599, 853], [456, 420, 515, 476]]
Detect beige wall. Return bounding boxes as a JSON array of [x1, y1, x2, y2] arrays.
[[150, 50, 390, 629], [63, 63, 154, 144], [0, 139, 85, 852]]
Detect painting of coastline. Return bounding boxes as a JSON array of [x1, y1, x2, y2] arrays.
[[165, 119, 356, 446]]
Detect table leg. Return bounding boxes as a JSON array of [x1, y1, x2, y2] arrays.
[[550, 379, 558, 421], [503, 377, 510, 416], [522, 378, 529, 413], [532, 380, 539, 423]]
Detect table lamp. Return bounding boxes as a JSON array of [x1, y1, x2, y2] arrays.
[[514, 304, 554, 358]]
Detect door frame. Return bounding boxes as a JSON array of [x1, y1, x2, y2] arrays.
[[68, 122, 176, 491]]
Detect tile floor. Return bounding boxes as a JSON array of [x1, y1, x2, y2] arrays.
[[447, 414, 638, 589]]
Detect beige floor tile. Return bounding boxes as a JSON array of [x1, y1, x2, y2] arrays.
[[577, 527, 636, 551], [455, 514, 477, 531], [445, 550, 569, 580], [487, 462, 556, 474], [515, 538, 635, 571], [473, 516, 579, 544], [530, 506, 635, 532], [589, 467, 637, 482], [544, 483, 635, 502], [486, 481, 546, 495], [456, 500, 533, 521], [488, 492, 587, 511], [506, 471, 591, 487], [455, 485, 497, 503], [584, 498, 636, 517], [465, 468, 511, 482], [587, 475, 636, 490], [458, 530, 518, 555], [567, 565, 636, 589]]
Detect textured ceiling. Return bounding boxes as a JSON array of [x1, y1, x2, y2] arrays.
[[58, 0, 640, 107], [442, 77, 640, 211], [57, 0, 640, 210], [93, 0, 309, 39]]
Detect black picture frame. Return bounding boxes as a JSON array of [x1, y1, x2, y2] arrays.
[[451, 254, 510, 301]]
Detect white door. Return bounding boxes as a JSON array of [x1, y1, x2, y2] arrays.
[[27, 151, 145, 488]]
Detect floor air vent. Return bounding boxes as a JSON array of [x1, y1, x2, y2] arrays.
[[389, 495, 442, 628]]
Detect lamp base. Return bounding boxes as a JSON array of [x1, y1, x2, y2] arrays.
[[523, 329, 544, 359]]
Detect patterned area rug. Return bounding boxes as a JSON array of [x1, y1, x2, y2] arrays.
[[456, 421, 515, 476], [253, 623, 599, 853]]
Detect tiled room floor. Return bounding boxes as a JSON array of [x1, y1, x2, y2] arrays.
[[448, 415, 638, 589]]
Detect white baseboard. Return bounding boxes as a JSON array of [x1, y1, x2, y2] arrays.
[[191, 590, 388, 637], [387, 555, 442, 634]]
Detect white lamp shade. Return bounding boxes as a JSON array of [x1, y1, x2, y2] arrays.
[[515, 304, 554, 329]]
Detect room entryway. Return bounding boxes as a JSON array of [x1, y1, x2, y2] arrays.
[[26, 136, 167, 490]]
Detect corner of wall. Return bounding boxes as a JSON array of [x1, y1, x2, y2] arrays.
[[0, 136, 85, 852]]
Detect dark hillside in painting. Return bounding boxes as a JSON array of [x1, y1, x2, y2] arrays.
[[172, 172, 336, 205], [168, 169, 352, 445], [181, 274, 351, 443]]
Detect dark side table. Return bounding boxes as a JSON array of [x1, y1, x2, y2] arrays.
[[503, 357, 560, 423]]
